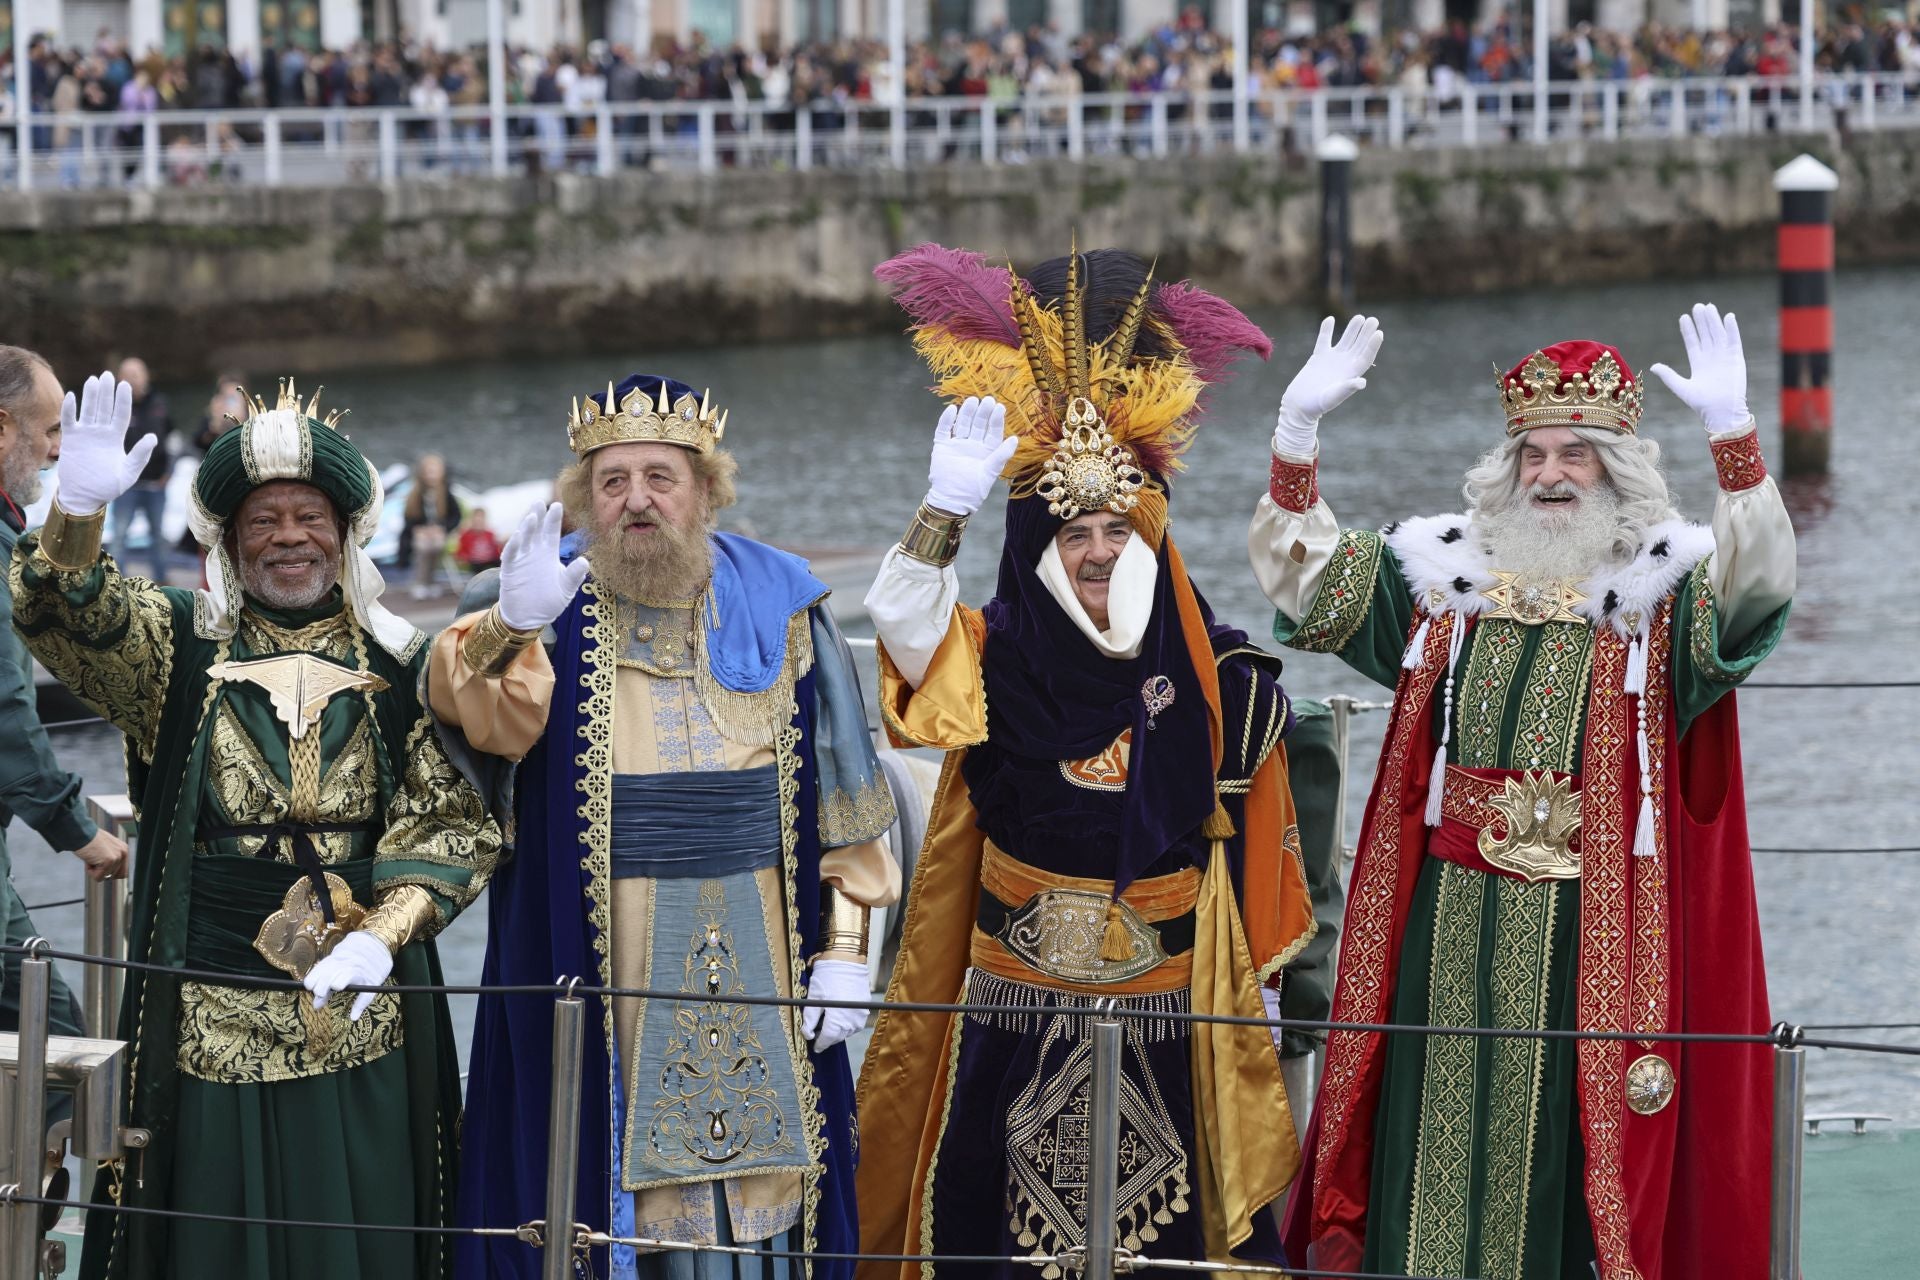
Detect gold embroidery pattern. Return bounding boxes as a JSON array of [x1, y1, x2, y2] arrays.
[[1004, 1015, 1189, 1279], [1685, 558, 1747, 685], [1291, 530, 1383, 654], [1479, 878, 1560, 1280], [1632, 606, 1675, 1041], [12, 550, 176, 759], [1511, 624, 1595, 772], [376, 712, 500, 908], [1574, 628, 1641, 1280], [1456, 619, 1528, 769], [819, 774, 899, 847], [578, 588, 617, 1007], [1405, 863, 1482, 1278], [1060, 729, 1132, 792], [175, 979, 402, 1083], [204, 707, 377, 863], [773, 710, 829, 1262], [692, 603, 818, 747], [1313, 612, 1453, 1220], [646, 881, 798, 1170], [239, 608, 354, 660]]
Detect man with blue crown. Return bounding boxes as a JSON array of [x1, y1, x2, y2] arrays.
[[433, 373, 900, 1280]]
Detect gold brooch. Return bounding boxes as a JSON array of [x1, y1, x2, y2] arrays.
[[1140, 675, 1176, 729], [1484, 570, 1588, 627], [1036, 397, 1146, 521], [1625, 1053, 1677, 1115], [1478, 770, 1582, 881]]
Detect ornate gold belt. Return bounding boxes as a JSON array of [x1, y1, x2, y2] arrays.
[[1436, 765, 1583, 882]]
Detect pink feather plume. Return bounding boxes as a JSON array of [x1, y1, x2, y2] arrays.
[[1153, 281, 1273, 387], [873, 243, 1020, 346]]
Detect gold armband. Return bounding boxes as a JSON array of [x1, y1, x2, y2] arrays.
[[461, 604, 542, 678], [818, 885, 871, 963], [359, 884, 441, 956], [898, 503, 967, 568], [38, 504, 106, 571]]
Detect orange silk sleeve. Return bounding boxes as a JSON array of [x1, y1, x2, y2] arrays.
[[876, 606, 989, 752], [426, 610, 556, 762], [1239, 744, 1318, 983]]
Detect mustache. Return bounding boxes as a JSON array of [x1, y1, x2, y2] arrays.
[[259, 550, 323, 567], [1528, 482, 1580, 500], [1076, 561, 1115, 582]]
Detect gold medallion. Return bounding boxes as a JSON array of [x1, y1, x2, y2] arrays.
[[1478, 771, 1583, 882], [253, 873, 367, 981], [207, 652, 389, 739], [1484, 570, 1588, 627], [1625, 1053, 1677, 1115]]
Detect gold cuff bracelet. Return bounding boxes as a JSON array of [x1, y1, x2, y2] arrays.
[[898, 503, 968, 568], [38, 504, 106, 572], [461, 604, 542, 678]]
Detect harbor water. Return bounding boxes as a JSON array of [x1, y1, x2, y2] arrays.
[[10, 265, 1917, 1139]]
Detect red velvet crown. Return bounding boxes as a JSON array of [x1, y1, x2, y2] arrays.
[[1498, 339, 1644, 436]]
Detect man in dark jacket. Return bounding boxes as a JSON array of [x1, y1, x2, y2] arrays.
[[109, 356, 172, 582], [0, 345, 130, 1045]]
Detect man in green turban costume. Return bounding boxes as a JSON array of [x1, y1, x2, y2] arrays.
[[12, 371, 504, 1280]]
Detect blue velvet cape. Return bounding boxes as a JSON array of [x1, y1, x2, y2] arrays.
[[455, 544, 859, 1280]]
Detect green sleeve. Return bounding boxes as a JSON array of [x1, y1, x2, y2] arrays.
[[1671, 556, 1789, 737], [11, 537, 179, 761], [373, 707, 505, 934], [1272, 529, 1418, 691]]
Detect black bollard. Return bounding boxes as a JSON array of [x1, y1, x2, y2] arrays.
[[1318, 134, 1358, 319]]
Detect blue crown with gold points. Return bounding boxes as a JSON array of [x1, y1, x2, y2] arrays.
[[567, 375, 728, 457]]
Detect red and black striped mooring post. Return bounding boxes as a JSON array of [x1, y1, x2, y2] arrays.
[[1773, 153, 1838, 476]]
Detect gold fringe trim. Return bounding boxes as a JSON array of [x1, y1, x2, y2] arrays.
[[690, 603, 817, 748]]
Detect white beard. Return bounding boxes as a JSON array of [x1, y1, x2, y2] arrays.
[[1474, 481, 1625, 582]]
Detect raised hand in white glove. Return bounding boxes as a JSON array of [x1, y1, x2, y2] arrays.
[[496, 501, 592, 632], [54, 371, 155, 517], [1259, 983, 1286, 1052], [800, 958, 868, 1052], [303, 930, 394, 1022], [924, 396, 1018, 518], [1274, 315, 1384, 459], [1648, 303, 1752, 435]]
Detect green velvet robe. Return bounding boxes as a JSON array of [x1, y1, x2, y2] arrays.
[[11, 539, 502, 1280]]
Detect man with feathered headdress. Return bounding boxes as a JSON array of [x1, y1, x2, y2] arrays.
[[13, 372, 503, 1280], [855, 243, 1318, 1279], [1253, 307, 1792, 1279]]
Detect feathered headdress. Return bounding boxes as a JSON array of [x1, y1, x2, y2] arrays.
[[874, 241, 1270, 540]]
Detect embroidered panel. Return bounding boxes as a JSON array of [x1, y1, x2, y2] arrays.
[[1685, 559, 1749, 686], [12, 555, 176, 759], [819, 774, 901, 845], [1455, 619, 1528, 769], [203, 704, 377, 864], [1269, 452, 1319, 513], [176, 979, 402, 1083], [1405, 863, 1482, 1279], [1479, 879, 1561, 1280], [1511, 624, 1595, 773], [1060, 729, 1132, 793], [1709, 430, 1768, 492], [375, 712, 500, 912], [1631, 604, 1676, 1042], [1292, 530, 1384, 655]]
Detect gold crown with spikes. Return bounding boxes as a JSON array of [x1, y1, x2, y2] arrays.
[[566, 381, 728, 457], [233, 378, 347, 429], [1011, 238, 1154, 521], [1498, 350, 1643, 437]]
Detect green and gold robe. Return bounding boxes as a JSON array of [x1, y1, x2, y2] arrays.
[[11, 541, 502, 1280]]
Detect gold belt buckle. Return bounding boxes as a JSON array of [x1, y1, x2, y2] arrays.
[[998, 889, 1167, 984], [1477, 771, 1583, 882]]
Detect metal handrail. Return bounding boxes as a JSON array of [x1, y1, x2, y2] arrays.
[[5, 72, 1917, 191]]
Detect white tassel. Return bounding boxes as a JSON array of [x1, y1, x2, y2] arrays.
[[1633, 793, 1658, 859], [1424, 616, 1467, 828], [1630, 635, 1657, 858], [1424, 742, 1448, 827], [1402, 613, 1433, 671], [1623, 630, 1648, 696]]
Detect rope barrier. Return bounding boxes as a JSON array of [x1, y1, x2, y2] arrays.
[[0, 1190, 521, 1239], [1753, 846, 1920, 855], [4, 942, 1912, 1056], [1799, 1022, 1920, 1031], [19, 897, 84, 912], [576, 1230, 1064, 1267]]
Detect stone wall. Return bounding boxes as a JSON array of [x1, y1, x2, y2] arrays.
[[1, 131, 1914, 375]]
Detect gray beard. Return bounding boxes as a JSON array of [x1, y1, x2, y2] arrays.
[[239, 553, 342, 610], [3, 439, 42, 506], [585, 514, 714, 604], [1474, 482, 1624, 583]]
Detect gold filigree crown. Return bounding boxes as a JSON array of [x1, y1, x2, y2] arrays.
[[1011, 239, 1157, 521], [234, 378, 346, 429], [567, 381, 727, 457], [1499, 348, 1643, 436]]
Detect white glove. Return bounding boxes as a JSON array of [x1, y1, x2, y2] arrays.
[[496, 502, 592, 632], [53, 371, 155, 517], [1259, 983, 1286, 1052], [800, 958, 868, 1052], [1274, 315, 1383, 458], [924, 396, 1017, 517], [303, 930, 394, 1022], [1648, 303, 1752, 434]]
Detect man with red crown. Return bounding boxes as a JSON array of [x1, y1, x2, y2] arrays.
[[1252, 305, 1793, 1279]]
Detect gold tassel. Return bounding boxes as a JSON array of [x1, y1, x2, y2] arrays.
[[1100, 899, 1133, 962], [1201, 796, 1237, 840]]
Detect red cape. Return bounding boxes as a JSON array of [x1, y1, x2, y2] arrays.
[[1283, 609, 1772, 1280]]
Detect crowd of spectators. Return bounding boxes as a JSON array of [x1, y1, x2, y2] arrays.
[[4, 10, 1917, 123]]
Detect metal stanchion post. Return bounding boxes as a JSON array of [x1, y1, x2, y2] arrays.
[[1327, 695, 1355, 863], [1770, 1032, 1807, 1280], [542, 989, 586, 1280], [85, 797, 135, 1040], [1084, 1013, 1122, 1280], [4, 947, 51, 1279]]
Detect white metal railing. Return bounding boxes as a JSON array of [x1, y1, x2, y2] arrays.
[[0, 74, 1915, 191]]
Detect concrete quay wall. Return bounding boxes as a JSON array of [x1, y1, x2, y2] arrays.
[[1, 132, 1914, 375]]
